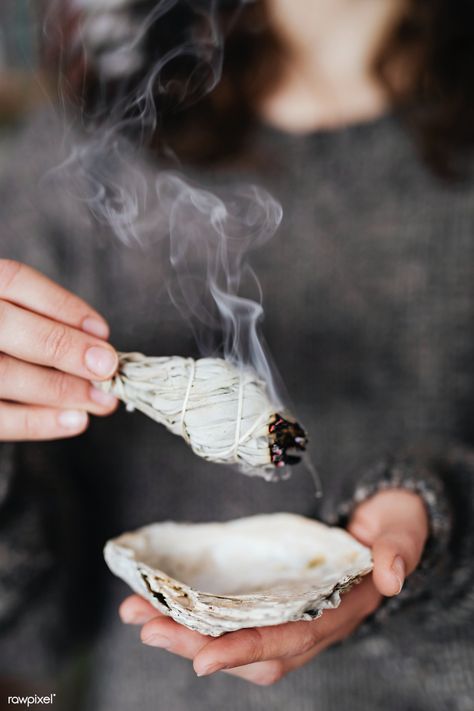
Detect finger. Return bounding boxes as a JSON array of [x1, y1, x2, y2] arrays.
[[224, 616, 364, 686], [0, 402, 89, 440], [140, 614, 288, 686], [120, 596, 164, 625], [349, 489, 428, 597], [371, 531, 424, 597], [139, 580, 380, 683], [0, 355, 117, 414], [0, 301, 118, 380], [0, 260, 109, 338], [139, 613, 284, 686], [141, 615, 210, 659], [193, 624, 317, 676], [193, 576, 381, 676], [284, 616, 363, 673], [224, 660, 286, 686]]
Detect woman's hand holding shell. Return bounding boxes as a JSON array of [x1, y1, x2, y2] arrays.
[[0, 260, 118, 440], [119, 489, 428, 686]]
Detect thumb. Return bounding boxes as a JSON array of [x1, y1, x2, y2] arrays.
[[371, 530, 423, 596], [348, 489, 429, 597]]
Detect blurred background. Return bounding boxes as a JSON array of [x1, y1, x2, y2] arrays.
[[0, 0, 44, 134]]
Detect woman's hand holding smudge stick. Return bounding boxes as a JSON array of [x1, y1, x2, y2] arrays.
[[0, 259, 118, 440], [120, 489, 428, 686]]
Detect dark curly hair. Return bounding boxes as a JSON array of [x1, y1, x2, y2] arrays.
[[42, 0, 474, 179]]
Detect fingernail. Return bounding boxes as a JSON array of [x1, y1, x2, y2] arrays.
[[119, 608, 134, 624], [89, 386, 118, 408], [82, 317, 109, 339], [58, 410, 88, 430], [85, 346, 117, 377], [142, 634, 171, 649], [195, 663, 225, 677], [121, 610, 145, 625], [392, 555, 406, 594]]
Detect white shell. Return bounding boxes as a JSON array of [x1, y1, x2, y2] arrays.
[[104, 513, 373, 637]]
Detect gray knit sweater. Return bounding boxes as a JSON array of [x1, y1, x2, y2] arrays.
[[0, 110, 473, 711]]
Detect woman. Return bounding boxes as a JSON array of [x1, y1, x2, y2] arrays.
[[0, 0, 472, 708]]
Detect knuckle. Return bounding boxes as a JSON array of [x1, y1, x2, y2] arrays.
[[22, 409, 43, 439], [48, 370, 74, 405], [0, 259, 22, 294], [245, 629, 265, 663], [140, 619, 161, 642], [41, 324, 72, 365], [307, 621, 324, 647], [299, 626, 319, 654]]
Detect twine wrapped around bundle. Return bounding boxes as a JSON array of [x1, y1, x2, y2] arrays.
[[96, 352, 307, 479]]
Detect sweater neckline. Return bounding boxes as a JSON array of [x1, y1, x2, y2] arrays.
[[255, 108, 397, 145]]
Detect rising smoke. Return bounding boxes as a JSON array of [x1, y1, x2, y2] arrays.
[[45, 0, 288, 410]]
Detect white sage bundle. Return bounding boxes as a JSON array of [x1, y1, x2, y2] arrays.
[[96, 352, 307, 479]]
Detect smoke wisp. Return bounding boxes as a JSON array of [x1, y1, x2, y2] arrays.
[[45, 0, 300, 419]]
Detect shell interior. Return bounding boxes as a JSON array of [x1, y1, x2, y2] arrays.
[[104, 513, 373, 636]]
